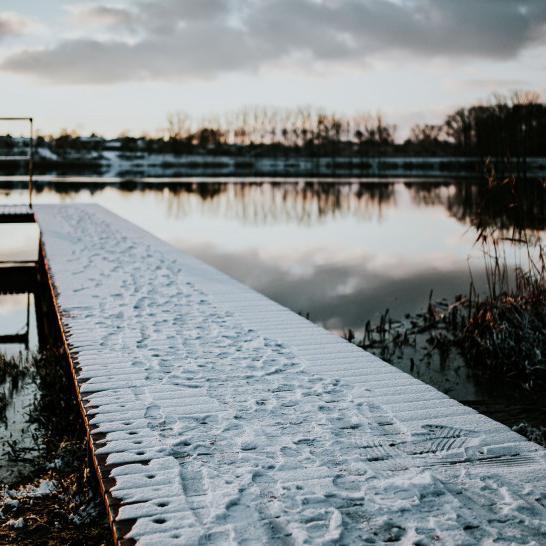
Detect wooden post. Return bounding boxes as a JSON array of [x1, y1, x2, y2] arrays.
[[29, 117, 34, 208]]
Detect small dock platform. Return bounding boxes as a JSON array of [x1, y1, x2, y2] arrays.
[[0, 204, 34, 223], [36, 204, 546, 545]]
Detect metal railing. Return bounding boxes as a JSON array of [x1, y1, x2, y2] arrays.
[[0, 117, 34, 207]]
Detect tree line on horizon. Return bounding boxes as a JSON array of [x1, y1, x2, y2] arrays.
[[2, 92, 546, 159], [160, 91, 546, 159]]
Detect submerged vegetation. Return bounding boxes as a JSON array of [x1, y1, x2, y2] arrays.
[[0, 348, 111, 545]]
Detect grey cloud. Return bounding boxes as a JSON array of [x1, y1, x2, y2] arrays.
[[140, 0, 234, 25], [249, 0, 546, 61], [0, 12, 34, 40], [1, 24, 269, 84], [70, 5, 140, 30], [2, 0, 546, 83]]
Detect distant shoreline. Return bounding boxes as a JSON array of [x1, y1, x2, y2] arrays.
[[1, 153, 545, 179]]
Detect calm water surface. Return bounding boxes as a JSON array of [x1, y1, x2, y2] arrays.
[[0, 178, 544, 429], [2, 180, 502, 327]]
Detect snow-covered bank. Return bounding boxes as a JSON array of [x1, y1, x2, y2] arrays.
[[37, 204, 546, 545], [5, 149, 545, 178]]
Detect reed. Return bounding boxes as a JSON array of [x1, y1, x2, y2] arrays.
[[351, 172, 546, 393], [0, 346, 111, 545]]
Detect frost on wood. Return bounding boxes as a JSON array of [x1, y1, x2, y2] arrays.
[[36, 204, 546, 545]]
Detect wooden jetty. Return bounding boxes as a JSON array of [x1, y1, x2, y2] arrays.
[[35, 204, 546, 545]]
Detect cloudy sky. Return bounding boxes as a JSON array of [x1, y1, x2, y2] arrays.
[[1, 0, 545, 137]]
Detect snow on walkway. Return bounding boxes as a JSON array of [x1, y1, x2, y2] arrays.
[[36, 204, 546, 545]]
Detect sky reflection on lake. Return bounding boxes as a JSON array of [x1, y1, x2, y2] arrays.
[[0, 180, 542, 336]]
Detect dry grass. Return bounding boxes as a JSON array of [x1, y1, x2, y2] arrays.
[[0, 347, 111, 545], [348, 173, 546, 443]]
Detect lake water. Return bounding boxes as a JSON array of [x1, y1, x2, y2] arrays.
[[0, 178, 544, 433], [1, 179, 508, 326], [0, 289, 40, 483]]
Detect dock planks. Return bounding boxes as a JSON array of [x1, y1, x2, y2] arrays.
[[36, 204, 546, 545]]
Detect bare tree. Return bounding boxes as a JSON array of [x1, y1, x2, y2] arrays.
[[166, 111, 192, 140]]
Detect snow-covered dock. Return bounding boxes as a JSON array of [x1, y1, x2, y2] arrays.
[[36, 204, 546, 545]]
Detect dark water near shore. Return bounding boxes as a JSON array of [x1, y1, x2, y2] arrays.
[[0, 228, 40, 483], [1, 178, 544, 432]]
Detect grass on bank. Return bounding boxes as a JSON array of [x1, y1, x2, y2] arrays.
[[0, 348, 111, 546]]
